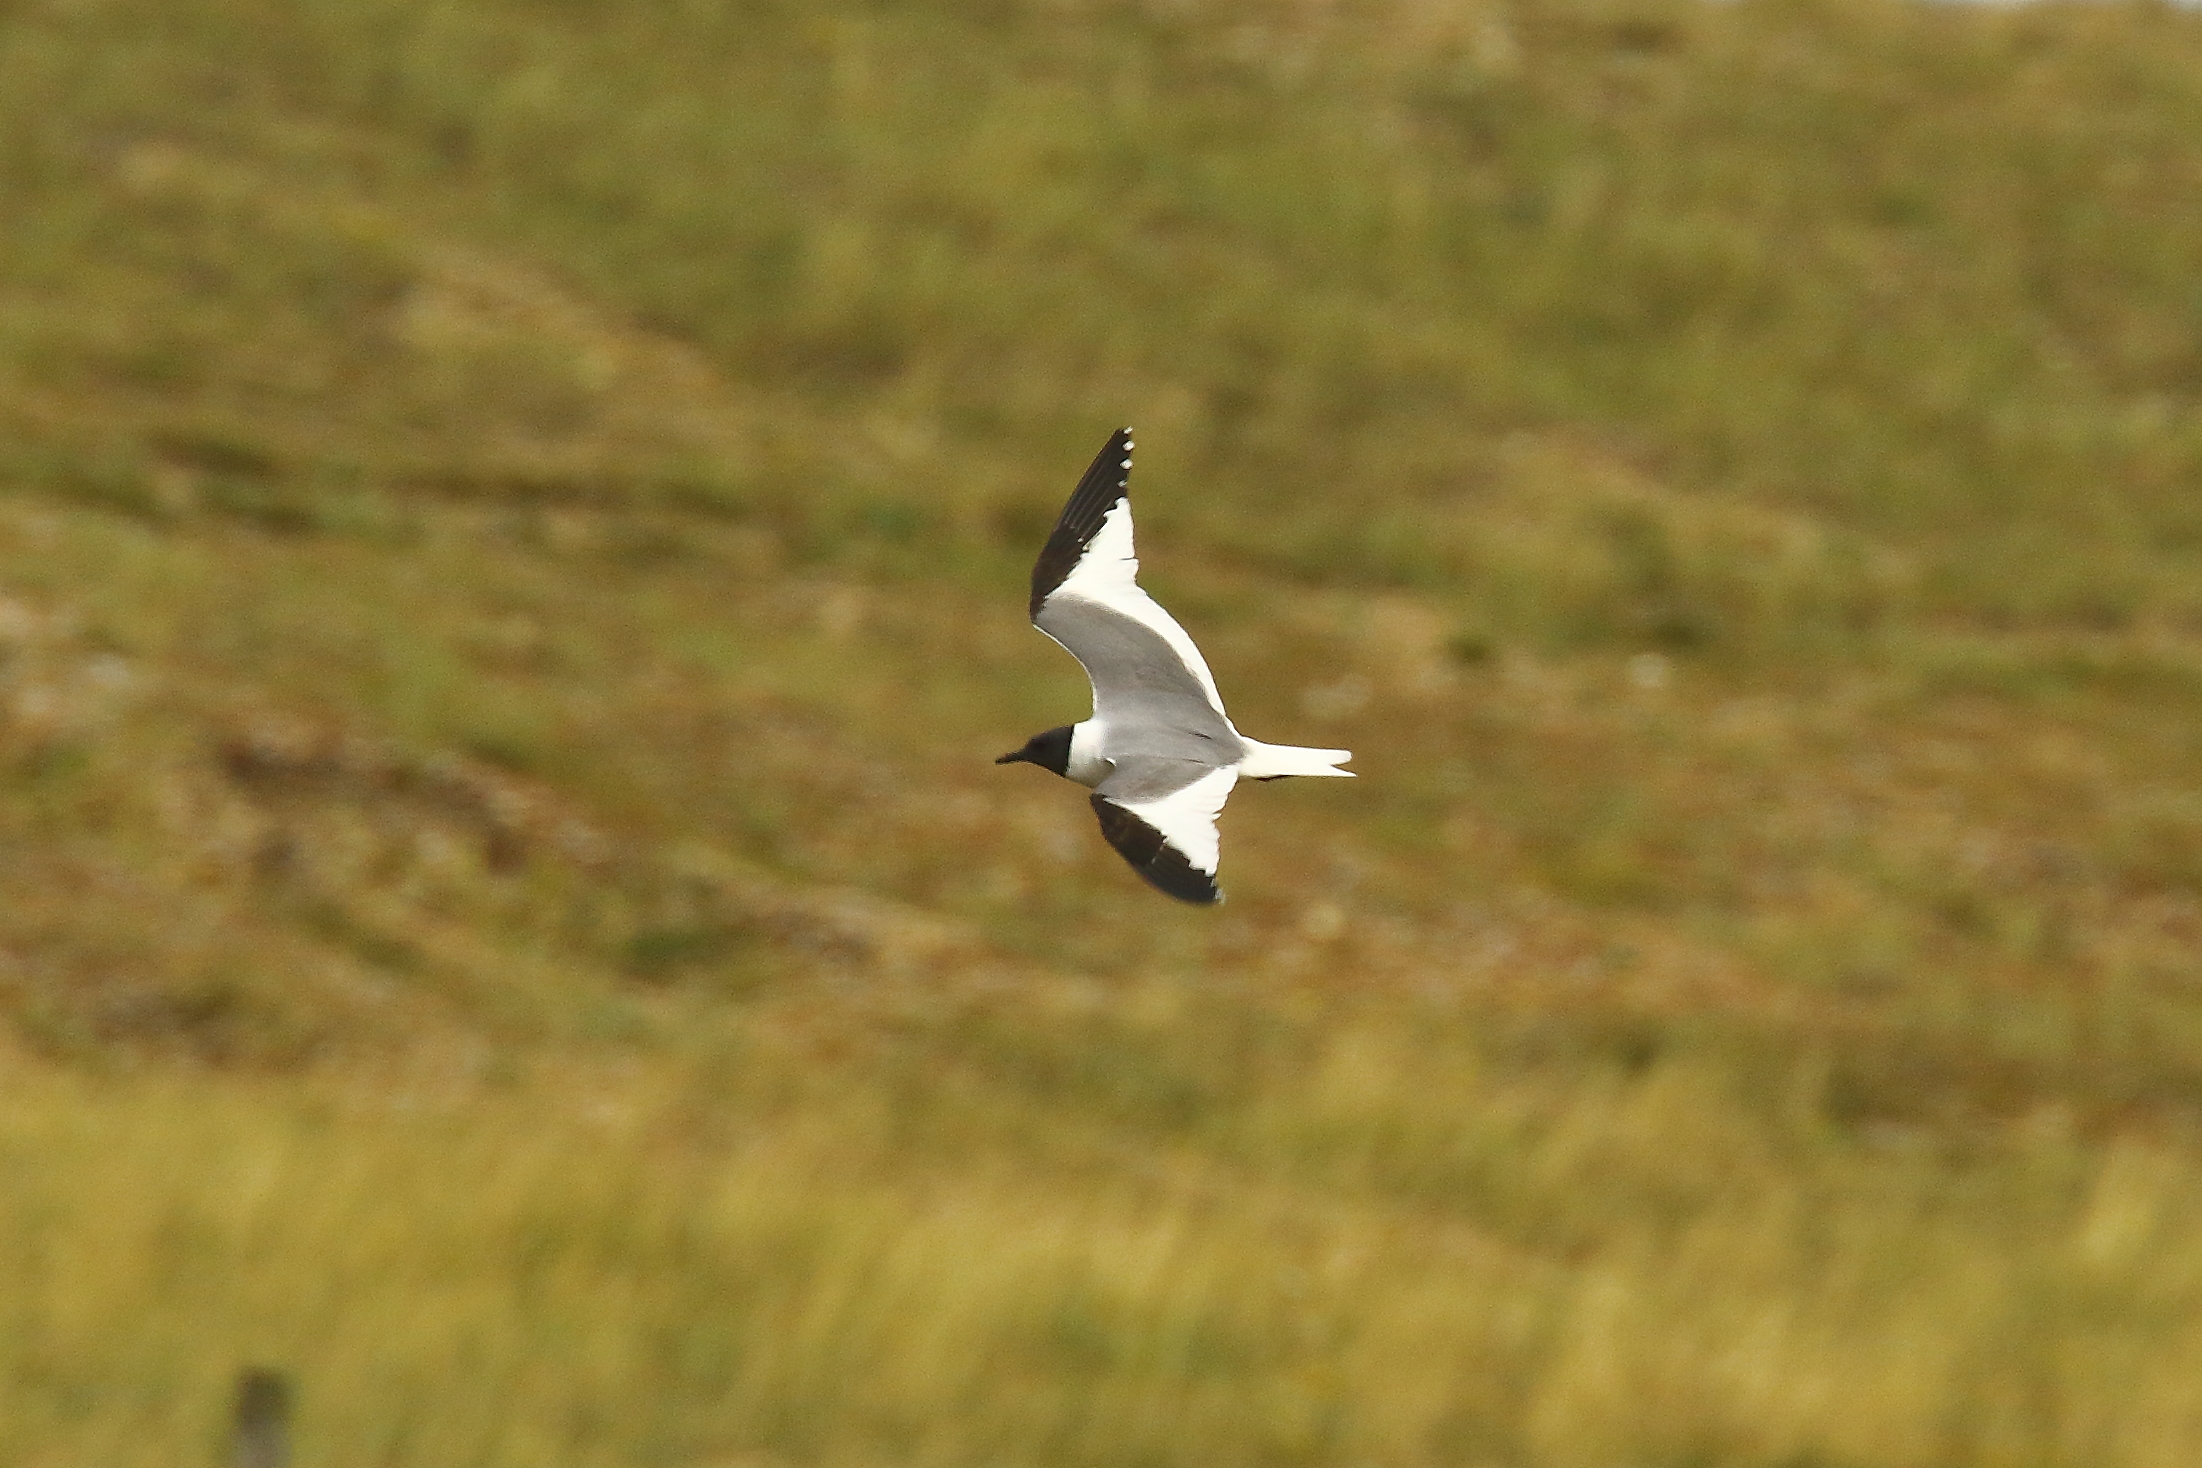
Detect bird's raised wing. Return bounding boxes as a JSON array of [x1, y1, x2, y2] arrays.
[[1030, 429, 1229, 724], [1090, 760, 1239, 904]]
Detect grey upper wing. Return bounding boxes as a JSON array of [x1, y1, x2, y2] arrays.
[[1035, 596, 1243, 766]]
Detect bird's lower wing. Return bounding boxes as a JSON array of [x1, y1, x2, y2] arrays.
[[1090, 763, 1239, 904]]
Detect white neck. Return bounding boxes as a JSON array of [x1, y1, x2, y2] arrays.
[[1064, 720, 1111, 787]]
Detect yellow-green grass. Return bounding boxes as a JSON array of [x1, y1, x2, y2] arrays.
[[10, 998, 2202, 1468], [7, 0, 2202, 1461]]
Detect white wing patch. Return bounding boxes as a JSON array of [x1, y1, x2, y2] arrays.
[[1048, 497, 1230, 720], [1052, 494, 1138, 601], [1114, 765, 1238, 876]]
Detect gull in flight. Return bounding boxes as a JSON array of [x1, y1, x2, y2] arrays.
[[997, 428, 1353, 903]]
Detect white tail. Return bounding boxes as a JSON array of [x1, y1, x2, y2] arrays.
[[1237, 738, 1355, 780]]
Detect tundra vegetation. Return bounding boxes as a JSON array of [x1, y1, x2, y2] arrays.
[[5, 0, 2202, 1463]]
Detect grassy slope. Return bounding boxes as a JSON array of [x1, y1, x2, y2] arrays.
[[5, 0, 2202, 1462]]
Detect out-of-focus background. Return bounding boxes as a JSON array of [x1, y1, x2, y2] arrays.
[[5, 0, 2202, 1462]]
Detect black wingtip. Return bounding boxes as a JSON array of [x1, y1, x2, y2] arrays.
[[1090, 794, 1221, 905], [1029, 428, 1136, 620]]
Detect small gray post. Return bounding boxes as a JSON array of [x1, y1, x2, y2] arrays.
[[230, 1368, 292, 1468]]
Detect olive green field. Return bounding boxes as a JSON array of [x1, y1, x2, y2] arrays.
[[6, 0, 2202, 1463]]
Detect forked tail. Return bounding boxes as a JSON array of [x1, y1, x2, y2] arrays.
[[1237, 738, 1355, 780]]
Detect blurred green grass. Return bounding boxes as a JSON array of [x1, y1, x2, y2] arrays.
[[14, 1008, 2202, 1468], [6, 0, 2202, 1462]]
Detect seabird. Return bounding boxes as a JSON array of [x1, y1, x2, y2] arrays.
[[997, 428, 1353, 903]]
